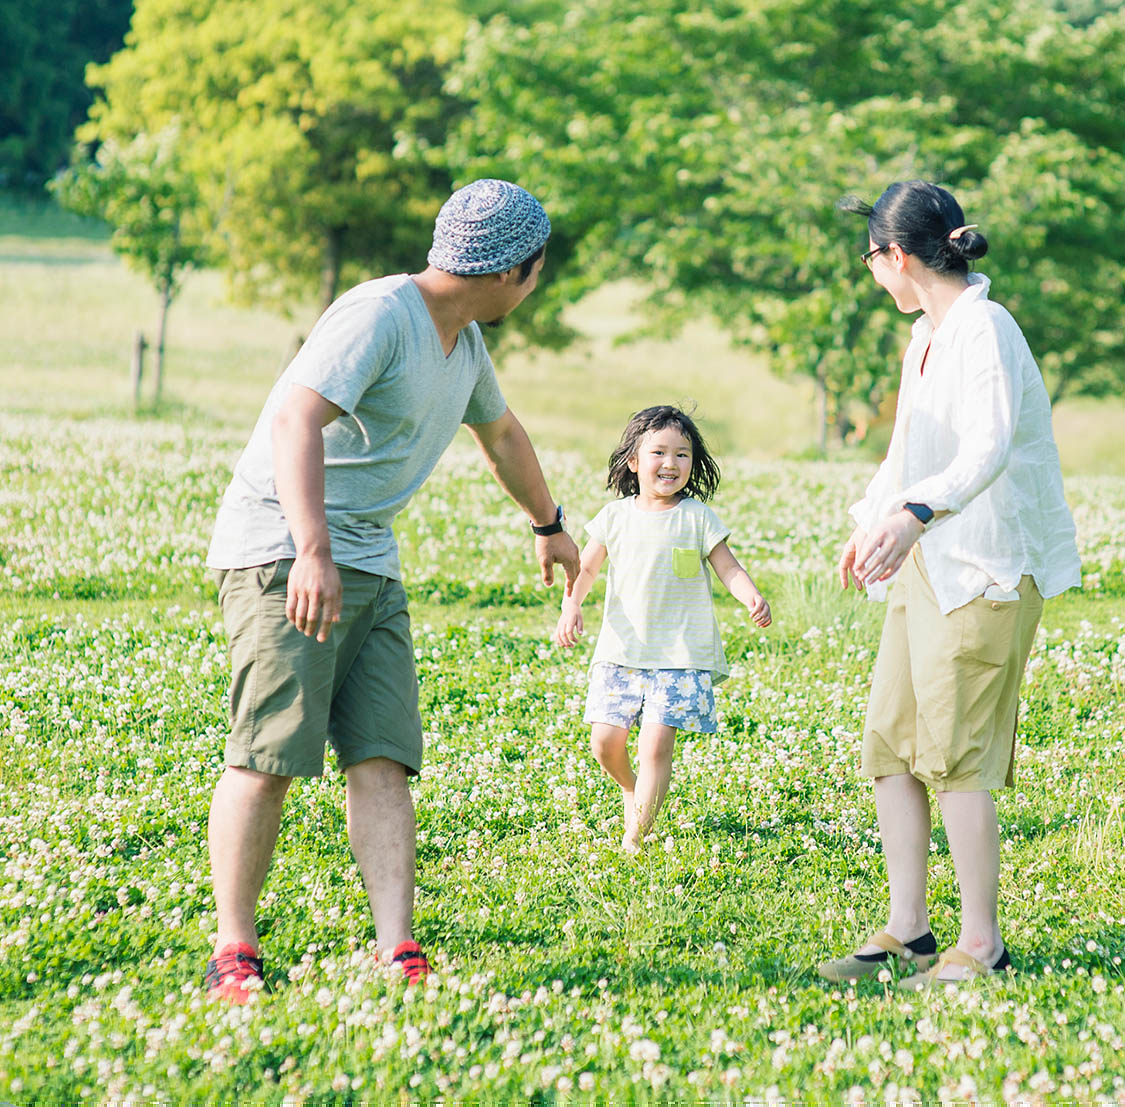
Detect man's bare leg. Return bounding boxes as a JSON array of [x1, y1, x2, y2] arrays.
[[208, 765, 293, 955], [345, 757, 416, 954]]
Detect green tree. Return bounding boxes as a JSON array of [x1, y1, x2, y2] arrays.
[[1051, 0, 1124, 26], [0, 0, 132, 188], [445, 0, 1125, 445], [80, 0, 465, 318], [51, 127, 209, 403]]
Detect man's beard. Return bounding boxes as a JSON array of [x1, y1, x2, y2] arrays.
[[483, 317, 506, 329]]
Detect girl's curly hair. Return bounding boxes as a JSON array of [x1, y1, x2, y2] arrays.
[[606, 405, 721, 501]]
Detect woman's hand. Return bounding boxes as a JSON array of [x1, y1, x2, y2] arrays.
[[838, 526, 867, 591], [554, 599, 584, 648], [854, 511, 924, 585]]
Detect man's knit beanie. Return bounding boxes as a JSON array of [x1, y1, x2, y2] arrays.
[[428, 179, 550, 276]]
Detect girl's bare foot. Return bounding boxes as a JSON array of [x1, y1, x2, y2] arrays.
[[616, 790, 642, 850]]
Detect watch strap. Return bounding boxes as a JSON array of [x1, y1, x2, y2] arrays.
[[531, 505, 565, 536], [903, 502, 934, 525]]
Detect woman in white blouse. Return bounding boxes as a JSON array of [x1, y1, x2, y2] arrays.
[[817, 180, 1081, 989]]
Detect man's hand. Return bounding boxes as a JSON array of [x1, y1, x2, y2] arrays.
[[854, 511, 924, 585], [838, 526, 867, 591], [554, 598, 584, 648], [285, 550, 342, 642], [536, 532, 581, 592]]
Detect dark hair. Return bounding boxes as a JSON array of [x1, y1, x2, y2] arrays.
[[839, 180, 988, 276], [516, 243, 546, 283], [606, 405, 721, 501]]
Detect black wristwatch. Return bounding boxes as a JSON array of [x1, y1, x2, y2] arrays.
[[530, 504, 566, 536], [903, 502, 934, 525]]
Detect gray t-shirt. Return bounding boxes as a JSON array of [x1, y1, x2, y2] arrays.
[[206, 274, 507, 579]]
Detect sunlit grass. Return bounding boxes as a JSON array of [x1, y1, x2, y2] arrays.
[[2, 196, 1125, 1099], [1, 411, 1124, 1100]]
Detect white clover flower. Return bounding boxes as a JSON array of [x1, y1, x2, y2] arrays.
[[629, 1038, 661, 1063]]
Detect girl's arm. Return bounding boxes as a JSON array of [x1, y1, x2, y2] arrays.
[[708, 541, 771, 628], [554, 539, 608, 648]]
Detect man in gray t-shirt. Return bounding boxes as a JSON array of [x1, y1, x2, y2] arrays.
[[202, 180, 579, 1002]]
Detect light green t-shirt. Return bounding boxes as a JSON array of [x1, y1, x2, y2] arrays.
[[207, 275, 507, 579], [585, 496, 731, 681]]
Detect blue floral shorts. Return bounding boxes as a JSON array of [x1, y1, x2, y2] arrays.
[[584, 663, 718, 733]]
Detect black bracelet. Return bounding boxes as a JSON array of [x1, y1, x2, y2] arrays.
[[904, 502, 934, 525], [530, 505, 566, 536]]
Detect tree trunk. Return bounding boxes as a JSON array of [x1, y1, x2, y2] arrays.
[[814, 370, 828, 454], [1049, 372, 1069, 407], [154, 282, 172, 405], [834, 408, 855, 446], [319, 227, 344, 313]]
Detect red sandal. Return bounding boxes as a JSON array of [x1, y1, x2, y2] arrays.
[[391, 940, 432, 985], [204, 942, 265, 1003]]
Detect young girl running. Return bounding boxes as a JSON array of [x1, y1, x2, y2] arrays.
[[555, 406, 771, 851]]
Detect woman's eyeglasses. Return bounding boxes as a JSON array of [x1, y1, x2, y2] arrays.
[[861, 244, 890, 269]]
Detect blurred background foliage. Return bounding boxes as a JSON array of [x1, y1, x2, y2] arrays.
[[3, 0, 1123, 446]]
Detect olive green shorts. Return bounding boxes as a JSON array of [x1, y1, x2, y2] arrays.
[[861, 547, 1043, 792], [217, 560, 423, 778]]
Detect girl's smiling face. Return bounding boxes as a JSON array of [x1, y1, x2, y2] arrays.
[[628, 425, 693, 505]]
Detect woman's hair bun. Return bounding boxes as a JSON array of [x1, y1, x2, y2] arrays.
[[948, 228, 989, 261]]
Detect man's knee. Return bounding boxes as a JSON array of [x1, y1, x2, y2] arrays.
[[221, 764, 293, 801], [345, 756, 408, 792]]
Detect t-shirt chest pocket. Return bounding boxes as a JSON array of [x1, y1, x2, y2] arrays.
[[672, 547, 701, 579]]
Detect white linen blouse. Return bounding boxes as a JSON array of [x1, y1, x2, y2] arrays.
[[849, 273, 1081, 615]]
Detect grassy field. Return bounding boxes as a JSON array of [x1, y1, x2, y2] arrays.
[[2, 198, 1125, 1100]]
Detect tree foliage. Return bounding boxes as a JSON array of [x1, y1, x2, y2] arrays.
[[55, 0, 1125, 432], [0, 0, 132, 188], [51, 126, 209, 400], [1051, 0, 1124, 26], [81, 0, 466, 314], [445, 0, 1125, 440]]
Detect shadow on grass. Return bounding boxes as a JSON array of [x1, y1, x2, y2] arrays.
[[0, 251, 107, 266], [481, 948, 826, 999], [0, 194, 109, 241], [1009, 922, 1125, 975]]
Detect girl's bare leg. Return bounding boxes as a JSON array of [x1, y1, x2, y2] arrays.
[[590, 723, 636, 845], [631, 721, 677, 850]]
